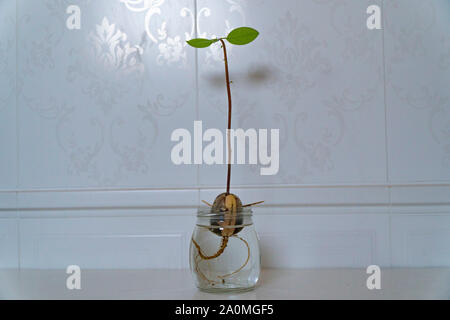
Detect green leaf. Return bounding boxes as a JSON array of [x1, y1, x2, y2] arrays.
[[226, 27, 259, 45], [186, 38, 217, 48]]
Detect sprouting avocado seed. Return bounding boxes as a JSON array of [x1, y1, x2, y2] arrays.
[[211, 193, 243, 212], [210, 193, 244, 236]]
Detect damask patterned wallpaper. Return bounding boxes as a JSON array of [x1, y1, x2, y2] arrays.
[[0, 0, 449, 190]]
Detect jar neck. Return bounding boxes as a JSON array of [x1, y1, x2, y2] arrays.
[[196, 208, 253, 228]]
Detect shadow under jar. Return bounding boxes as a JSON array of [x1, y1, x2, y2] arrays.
[[189, 208, 261, 293]]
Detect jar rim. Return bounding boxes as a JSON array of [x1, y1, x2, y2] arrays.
[[197, 206, 253, 217]]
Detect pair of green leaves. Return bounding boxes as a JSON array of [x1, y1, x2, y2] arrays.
[[187, 27, 259, 48]]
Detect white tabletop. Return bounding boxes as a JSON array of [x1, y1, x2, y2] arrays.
[[1, 268, 449, 300]]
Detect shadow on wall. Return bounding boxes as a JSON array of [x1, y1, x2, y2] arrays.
[[202, 65, 276, 89]]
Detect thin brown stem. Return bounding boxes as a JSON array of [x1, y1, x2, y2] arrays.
[[219, 39, 232, 195]]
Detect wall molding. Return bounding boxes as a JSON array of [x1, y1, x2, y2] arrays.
[[1, 182, 449, 194], [1, 183, 448, 215]]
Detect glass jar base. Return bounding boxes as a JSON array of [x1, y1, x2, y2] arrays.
[[190, 208, 261, 293], [197, 285, 257, 294]]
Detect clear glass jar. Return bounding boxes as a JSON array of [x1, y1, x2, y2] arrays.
[[189, 208, 261, 292]]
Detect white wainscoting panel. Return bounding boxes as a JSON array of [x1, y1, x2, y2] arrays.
[[18, 210, 392, 270], [0, 218, 19, 269], [255, 214, 390, 268], [19, 213, 195, 269], [391, 215, 450, 267], [11, 184, 448, 269], [0, 192, 17, 269]]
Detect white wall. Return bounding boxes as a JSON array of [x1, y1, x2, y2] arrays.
[[0, 0, 449, 269]]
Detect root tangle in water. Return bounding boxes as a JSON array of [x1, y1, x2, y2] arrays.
[[191, 193, 263, 285]]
